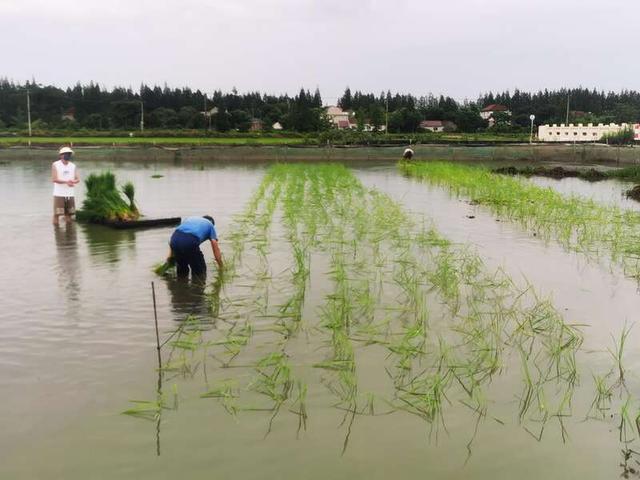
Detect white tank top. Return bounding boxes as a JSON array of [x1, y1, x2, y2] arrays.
[[52, 160, 76, 197]]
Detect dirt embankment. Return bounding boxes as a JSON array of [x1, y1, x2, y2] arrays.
[[494, 165, 640, 203], [493, 165, 608, 181], [626, 185, 640, 201]]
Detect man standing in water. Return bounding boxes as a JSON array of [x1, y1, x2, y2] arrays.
[[169, 215, 223, 278], [52, 146, 80, 225]]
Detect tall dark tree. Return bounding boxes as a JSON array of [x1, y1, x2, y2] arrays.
[[338, 87, 352, 110]]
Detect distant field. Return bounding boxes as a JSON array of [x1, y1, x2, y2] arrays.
[[0, 136, 311, 147]]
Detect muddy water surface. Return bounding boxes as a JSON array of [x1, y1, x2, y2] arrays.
[[1, 156, 639, 479]]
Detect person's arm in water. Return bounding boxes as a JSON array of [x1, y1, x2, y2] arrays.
[[210, 239, 223, 269]]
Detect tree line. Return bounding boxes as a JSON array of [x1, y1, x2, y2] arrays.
[[0, 80, 325, 132], [1, 79, 640, 134]]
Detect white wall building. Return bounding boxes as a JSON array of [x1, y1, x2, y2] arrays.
[[538, 123, 640, 142]]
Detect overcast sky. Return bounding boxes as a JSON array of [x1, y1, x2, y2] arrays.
[[2, 0, 639, 102]]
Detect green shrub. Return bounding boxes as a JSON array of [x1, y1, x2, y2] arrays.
[[601, 127, 635, 145]]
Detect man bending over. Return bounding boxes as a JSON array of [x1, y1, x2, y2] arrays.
[[169, 215, 223, 278]]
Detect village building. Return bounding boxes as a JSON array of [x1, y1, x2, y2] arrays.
[[419, 120, 457, 132], [325, 105, 386, 131], [202, 107, 218, 117], [271, 121, 283, 130], [61, 107, 76, 122], [362, 123, 385, 132], [537, 123, 640, 142], [249, 118, 263, 132], [326, 106, 357, 130], [480, 104, 511, 126]]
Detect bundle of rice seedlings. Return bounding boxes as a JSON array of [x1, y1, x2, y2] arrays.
[[154, 256, 176, 276], [122, 181, 139, 214], [77, 172, 141, 223]]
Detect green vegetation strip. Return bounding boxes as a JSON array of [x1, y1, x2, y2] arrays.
[[0, 136, 309, 146], [400, 161, 640, 278]]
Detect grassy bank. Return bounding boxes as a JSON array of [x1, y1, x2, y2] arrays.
[[0, 131, 530, 148], [0, 136, 310, 147]]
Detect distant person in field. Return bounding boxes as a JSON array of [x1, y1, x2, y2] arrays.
[[403, 147, 414, 160], [168, 216, 223, 278], [52, 146, 80, 225]]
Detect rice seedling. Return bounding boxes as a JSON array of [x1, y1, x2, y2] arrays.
[[201, 379, 239, 416], [248, 351, 294, 435], [122, 398, 167, 421], [620, 395, 635, 443], [122, 181, 138, 213], [208, 324, 253, 367], [386, 322, 427, 371], [153, 256, 176, 276], [609, 324, 633, 385], [394, 368, 453, 432], [587, 373, 614, 419], [289, 380, 309, 437]]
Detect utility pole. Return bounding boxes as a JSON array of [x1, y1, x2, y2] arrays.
[[26, 89, 32, 147], [385, 97, 389, 133], [140, 101, 144, 132], [204, 94, 211, 131], [565, 94, 570, 125]]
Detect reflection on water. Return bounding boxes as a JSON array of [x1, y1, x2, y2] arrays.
[[528, 176, 640, 212], [54, 223, 80, 303], [82, 224, 136, 264], [165, 276, 208, 318]]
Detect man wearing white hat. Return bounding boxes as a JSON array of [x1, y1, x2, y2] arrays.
[[52, 146, 80, 225]]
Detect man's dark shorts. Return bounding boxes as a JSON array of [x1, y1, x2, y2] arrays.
[[170, 230, 206, 278]]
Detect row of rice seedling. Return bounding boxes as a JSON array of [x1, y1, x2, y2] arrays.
[[124, 171, 284, 426], [199, 169, 312, 432], [399, 161, 640, 279], [265, 165, 585, 445]]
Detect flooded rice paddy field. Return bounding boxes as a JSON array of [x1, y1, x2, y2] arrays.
[[2, 154, 640, 479]]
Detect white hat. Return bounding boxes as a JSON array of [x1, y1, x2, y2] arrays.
[[58, 146, 74, 155]]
